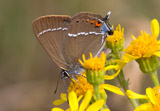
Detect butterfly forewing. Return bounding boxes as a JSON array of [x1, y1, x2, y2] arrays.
[[72, 12, 102, 20], [64, 15, 106, 68], [32, 15, 72, 70]]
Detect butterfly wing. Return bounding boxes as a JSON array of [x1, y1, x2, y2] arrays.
[[63, 14, 106, 69], [32, 15, 72, 70], [72, 12, 102, 20]]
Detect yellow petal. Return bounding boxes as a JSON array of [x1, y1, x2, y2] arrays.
[[53, 99, 65, 106], [79, 59, 84, 66], [105, 65, 119, 71], [122, 53, 139, 62], [114, 59, 127, 69], [82, 54, 86, 61], [52, 107, 64, 111], [66, 108, 71, 111], [146, 87, 157, 105], [69, 91, 79, 111], [60, 93, 67, 101], [89, 53, 93, 59], [101, 109, 110, 111], [131, 35, 137, 40], [105, 75, 114, 80], [105, 69, 120, 80], [154, 51, 160, 57], [151, 18, 159, 38], [78, 95, 83, 102], [134, 103, 152, 111], [79, 90, 92, 111], [99, 88, 106, 94], [126, 90, 148, 99], [100, 84, 124, 96], [86, 99, 104, 111]]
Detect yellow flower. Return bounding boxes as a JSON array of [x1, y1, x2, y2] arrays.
[[52, 90, 110, 111], [125, 31, 160, 58], [78, 52, 124, 97], [106, 24, 124, 53], [126, 86, 160, 111], [116, 19, 160, 72], [53, 70, 123, 106], [106, 24, 124, 45], [79, 52, 120, 84], [68, 71, 124, 97], [122, 19, 160, 63], [79, 52, 106, 86], [68, 72, 94, 97], [79, 52, 106, 71], [53, 72, 124, 106]]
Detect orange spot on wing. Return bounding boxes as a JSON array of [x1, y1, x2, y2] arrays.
[[95, 22, 102, 27], [90, 20, 95, 24]]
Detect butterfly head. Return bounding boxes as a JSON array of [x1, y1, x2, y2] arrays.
[[100, 11, 114, 36]]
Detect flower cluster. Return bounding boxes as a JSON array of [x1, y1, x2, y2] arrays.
[[123, 18, 160, 110], [51, 18, 160, 111]]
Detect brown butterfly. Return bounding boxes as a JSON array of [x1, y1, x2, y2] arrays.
[[32, 11, 113, 84]]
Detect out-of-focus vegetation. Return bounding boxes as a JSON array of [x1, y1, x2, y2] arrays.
[[0, 0, 160, 111]]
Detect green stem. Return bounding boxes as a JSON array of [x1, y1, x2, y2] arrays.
[[128, 98, 139, 108], [113, 53, 139, 108], [149, 71, 159, 86], [94, 85, 101, 100], [117, 71, 128, 90], [102, 101, 108, 109], [117, 70, 139, 108], [100, 92, 108, 109]]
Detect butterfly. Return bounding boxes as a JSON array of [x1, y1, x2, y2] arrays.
[[32, 11, 113, 85]]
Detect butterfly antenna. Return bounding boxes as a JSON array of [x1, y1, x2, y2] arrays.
[[103, 11, 111, 22], [54, 73, 61, 94], [62, 77, 69, 103]]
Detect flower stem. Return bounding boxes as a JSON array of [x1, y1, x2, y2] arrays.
[[94, 85, 101, 100], [149, 71, 159, 86], [128, 98, 139, 108], [117, 70, 139, 108]]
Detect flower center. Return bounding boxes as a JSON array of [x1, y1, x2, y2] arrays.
[[79, 52, 106, 71], [68, 73, 93, 97], [125, 31, 160, 58]]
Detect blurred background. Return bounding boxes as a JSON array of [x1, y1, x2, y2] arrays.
[[0, 0, 160, 111]]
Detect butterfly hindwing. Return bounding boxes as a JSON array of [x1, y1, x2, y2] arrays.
[[32, 15, 72, 70]]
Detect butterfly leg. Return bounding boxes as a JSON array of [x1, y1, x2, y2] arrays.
[[76, 73, 86, 78], [71, 75, 80, 85]]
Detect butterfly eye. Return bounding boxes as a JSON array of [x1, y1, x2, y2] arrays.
[[76, 21, 79, 24], [97, 21, 101, 24], [108, 30, 114, 35]]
